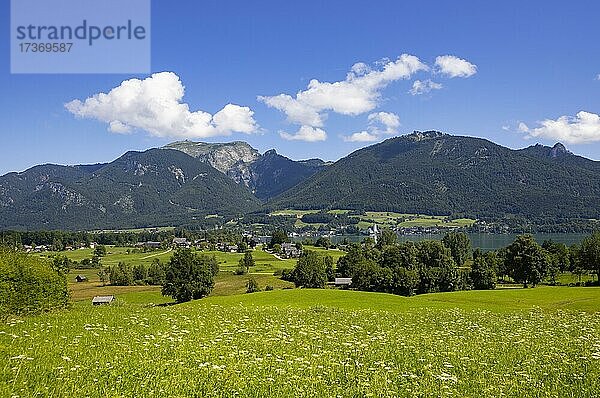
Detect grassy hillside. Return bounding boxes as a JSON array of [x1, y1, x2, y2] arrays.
[[269, 209, 476, 230], [1, 288, 599, 397]]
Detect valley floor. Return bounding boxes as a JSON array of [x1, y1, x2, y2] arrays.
[[1, 287, 599, 397]]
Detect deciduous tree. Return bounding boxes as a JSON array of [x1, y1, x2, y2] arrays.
[[505, 235, 549, 288], [580, 232, 600, 283], [162, 249, 218, 302], [470, 250, 496, 290], [442, 232, 472, 267], [292, 251, 327, 288]]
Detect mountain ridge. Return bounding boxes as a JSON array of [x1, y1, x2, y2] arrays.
[[269, 131, 600, 222], [163, 140, 329, 200], [2, 132, 600, 230], [0, 148, 261, 230]]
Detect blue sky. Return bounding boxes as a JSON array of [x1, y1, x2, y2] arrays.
[[2, 0, 600, 175]]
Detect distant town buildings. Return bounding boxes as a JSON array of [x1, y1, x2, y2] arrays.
[[367, 224, 379, 242], [172, 238, 190, 248]]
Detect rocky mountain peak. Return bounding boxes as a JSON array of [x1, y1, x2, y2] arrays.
[[164, 140, 327, 200], [163, 140, 260, 173], [550, 142, 569, 158], [408, 130, 446, 142]]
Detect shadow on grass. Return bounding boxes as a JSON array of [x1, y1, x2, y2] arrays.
[[155, 301, 178, 307]]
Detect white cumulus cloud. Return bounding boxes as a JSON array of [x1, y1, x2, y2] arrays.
[[343, 111, 400, 142], [343, 131, 380, 142], [279, 125, 327, 142], [435, 55, 477, 78], [65, 72, 258, 138], [409, 79, 443, 95], [259, 54, 427, 128], [518, 111, 600, 144], [367, 112, 400, 134]]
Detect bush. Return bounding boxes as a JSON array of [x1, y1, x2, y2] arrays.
[[109, 262, 134, 286], [78, 256, 101, 269], [246, 278, 260, 293], [265, 285, 274, 291], [234, 267, 247, 275], [0, 248, 69, 316]]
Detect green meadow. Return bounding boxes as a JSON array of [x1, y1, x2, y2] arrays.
[[360, 212, 476, 229], [49, 244, 344, 276], [269, 209, 476, 230], [40, 246, 174, 268], [48, 245, 345, 301], [1, 287, 599, 397], [8, 244, 600, 397]]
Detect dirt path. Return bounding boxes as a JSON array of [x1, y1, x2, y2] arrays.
[[140, 248, 172, 259]]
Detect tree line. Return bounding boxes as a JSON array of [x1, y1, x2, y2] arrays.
[[283, 231, 600, 295], [0, 228, 250, 252]]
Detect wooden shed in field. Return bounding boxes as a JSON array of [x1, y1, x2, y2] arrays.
[[92, 296, 115, 305]]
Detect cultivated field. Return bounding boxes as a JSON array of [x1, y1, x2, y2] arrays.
[[360, 212, 476, 229], [269, 209, 476, 230], [1, 288, 599, 397], [49, 245, 344, 301]]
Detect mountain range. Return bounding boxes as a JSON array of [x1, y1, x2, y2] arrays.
[[270, 131, 600, 222], [1, 131, 599, 230], [163, 141, 329, 200]]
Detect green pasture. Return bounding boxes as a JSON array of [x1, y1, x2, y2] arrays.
[[1, 287, 599, 397]]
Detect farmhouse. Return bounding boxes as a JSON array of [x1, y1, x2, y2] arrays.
[[172, 238, 190, 248], [33, 245, 48, 252], [143, 241, 162, 249], [92, 296, 115, 305], [255, 236, 270, 245], [281, 242, 301, 258], [334, 277, 352, 287], [216, 243, 239, 252]]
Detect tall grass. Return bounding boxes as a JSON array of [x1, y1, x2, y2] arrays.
[[1, 288, 599, 397]]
